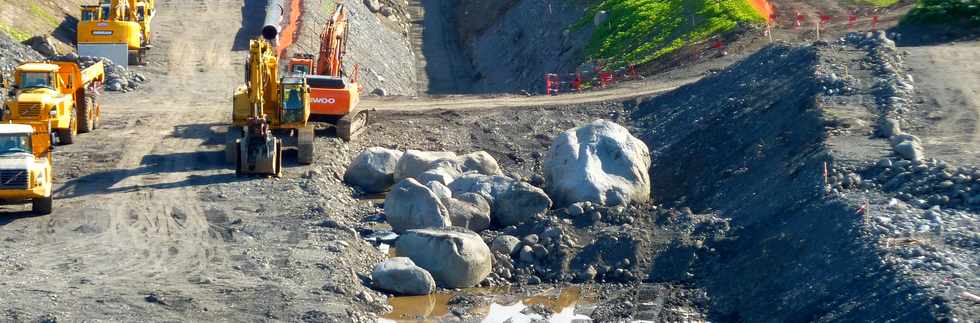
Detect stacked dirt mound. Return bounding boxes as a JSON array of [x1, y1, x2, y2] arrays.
[[630, 43, 948, 321]]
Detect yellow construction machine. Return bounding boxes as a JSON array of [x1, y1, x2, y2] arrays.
[[78, 0, 156, 65], [226, 38, 315, 177], [0, 122, 55, 214], [3, 59, 104, 145]]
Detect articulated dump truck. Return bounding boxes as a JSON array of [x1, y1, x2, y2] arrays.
[[78, 0, 156, 65], [0, 122, 55, 214], [3, 59, 105, 145]]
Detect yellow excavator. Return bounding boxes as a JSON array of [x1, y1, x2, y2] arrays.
[[78, 0, 155, 65], [225, 38, 315, 177]]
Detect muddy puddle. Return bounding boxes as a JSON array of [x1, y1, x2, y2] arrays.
[[379, 286, 594, 322]]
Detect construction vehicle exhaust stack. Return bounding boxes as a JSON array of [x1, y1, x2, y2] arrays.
[[78, 0, 156, 65], [226, 38, 315, 177], [286, 2, 366, 141]]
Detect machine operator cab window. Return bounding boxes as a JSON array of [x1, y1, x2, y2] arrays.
[[291, 65, 310, 75], [0, 133, 33, 156], [81, 7, 98, 21], [280, 77, 308, 124], [18, 72, 53, 90]]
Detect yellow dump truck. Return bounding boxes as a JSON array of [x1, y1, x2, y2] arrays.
[[0, 122, 54, 214], [3, 60, 105, 145], [78, 0, 156, 65]]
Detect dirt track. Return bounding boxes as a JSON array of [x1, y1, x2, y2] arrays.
[[902, 41, 980, 165]]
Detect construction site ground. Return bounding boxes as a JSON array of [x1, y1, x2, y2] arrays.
[[1, 0, 978, 322]]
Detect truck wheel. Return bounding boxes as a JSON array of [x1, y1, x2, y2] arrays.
[[32, 196, 53, 215], [57, 128, 75, 145], [79, 97, 94, 134]]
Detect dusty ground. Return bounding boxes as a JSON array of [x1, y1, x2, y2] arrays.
[[0, 0, 977, 322]]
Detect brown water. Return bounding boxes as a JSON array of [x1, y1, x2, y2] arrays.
[[380, 286, 592, 322]]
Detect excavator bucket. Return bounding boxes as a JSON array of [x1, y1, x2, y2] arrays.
[[235, 118, 283, 177]]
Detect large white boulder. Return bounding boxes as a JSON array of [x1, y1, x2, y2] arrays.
[[384, 178, 451, 233], [371, 257, 436, 295], [395, 227, 492, 288], [544, 120, 651, 207], [448, 174, 552, 226], [344, 147, 404, 194]]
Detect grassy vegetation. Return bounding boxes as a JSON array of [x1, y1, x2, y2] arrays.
[[29, 3, 60, 28], [574, 0, 765, 67], [0, 23, 30, 42], [850, 0, 902, 7], [902, 0, 980, 27]]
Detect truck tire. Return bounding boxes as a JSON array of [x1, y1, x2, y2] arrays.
[[32, 196, 53, 215], [79, 97, 95, 134]]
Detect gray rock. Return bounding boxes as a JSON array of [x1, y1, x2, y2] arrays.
[[878, 118, 901, 138], [395, 227, 492, 288], [568, 203, 585, 216], [395, 150, 459, 182], [577, 266, 597, 282], [458, 151, 503, 176], [522, 234, 540, 246], [371, 257, 436, 295], [384, 178, 451, 233], [372, 87, 388, 96], [519, 245, 536, 263], [345, 147, 404, 193], [544, 120, 652, 207], [491, 235, 521, 256], [449, 174, 552, 226], [532, 244, 549, 259], [894, 140, 925, 162], [445, 193, 491, 232], [416, 164, 461, 186], [364, 0, 382, 12], [426, 181, 453, 201], [22, 35, 56, 57]]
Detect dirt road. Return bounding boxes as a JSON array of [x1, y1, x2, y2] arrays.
[[902, 41, 980, 165], [0, 1, 381, 321]]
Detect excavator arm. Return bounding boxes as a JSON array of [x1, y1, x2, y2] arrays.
[[316, 3, 350, 77]]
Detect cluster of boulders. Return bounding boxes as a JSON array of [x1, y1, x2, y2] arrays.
[[347, 120, 654, 295]]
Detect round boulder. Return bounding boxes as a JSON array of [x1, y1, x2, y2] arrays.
[[544, 119, 651, 207], [394, 227, 492, 288], [445, 193, 491, 232], [490, 235, 521, 256], [371, 257, 436, 295], [394, 150, 459, 182], [384, 178, 451, 233], [344, 147, 404, 193]]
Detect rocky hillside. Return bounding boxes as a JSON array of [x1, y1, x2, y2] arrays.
[[0, 0, 79, 52]]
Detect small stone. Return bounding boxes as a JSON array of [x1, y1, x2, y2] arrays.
[[567, 203, 585, 216], [519, 245, 536, 263], [522, 234, 539, 246]]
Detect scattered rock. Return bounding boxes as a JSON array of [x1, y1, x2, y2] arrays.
[[371, 257, 436, 295], [345, 147, 404, 193], [894, 140, 925, 162], [490, 235, 521, 256], [544, 120, 652, 207], [364, 0, 382, 12], [449, 174, 552, 226], [384, 178, 451, 233], [21, 35, 57, 57], [395, 227, 492, 288], [372, 87, 388, 96]]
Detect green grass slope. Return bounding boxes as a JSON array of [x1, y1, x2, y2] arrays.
[[902, 0, 980, 27], [575, 0, 766, 66]]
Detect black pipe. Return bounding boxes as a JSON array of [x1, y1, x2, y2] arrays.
[[262, 0, 285, 41]]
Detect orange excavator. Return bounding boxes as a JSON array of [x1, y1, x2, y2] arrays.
[[286, 3, 365, 141]]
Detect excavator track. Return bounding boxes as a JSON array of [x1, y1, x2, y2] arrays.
[[336, 109, 368, 141]]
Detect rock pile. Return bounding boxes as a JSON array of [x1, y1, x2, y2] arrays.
[[0, 32, 44, 101], [47, 54, 148, 93], [845, 31, 921, 162]]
